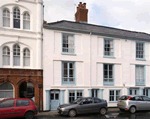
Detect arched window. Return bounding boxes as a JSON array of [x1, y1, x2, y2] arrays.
[[23, 12, 30, 30], [13, 44, 20, 66], [3, 9, 10, 27], [13, 7, 20, 28], [23, 48, 30, 66], [3, 46, 10, 65], [0, 82, 13, 99]]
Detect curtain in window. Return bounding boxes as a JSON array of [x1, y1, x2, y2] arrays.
[[13, 44, 20, 66], [23, 12, 30, 30], [23, 48, 30, 66], [3, 9, 10, 27], [3, 46, 10, 65], [68, 35, 74, 53]]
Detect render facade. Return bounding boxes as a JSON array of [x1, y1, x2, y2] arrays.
[[43, 2, 150, 111]]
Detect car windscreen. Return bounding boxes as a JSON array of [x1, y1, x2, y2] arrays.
[[71, 98, 82, 104]]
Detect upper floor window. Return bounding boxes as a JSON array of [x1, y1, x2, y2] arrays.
[[3, 9, 10, 27], [135, 65, 145, 86], [13, 8, 20, 28], [23, 48, 30, 66], [23, 12, 30, 30], [13, 44, 20, 66], [62, 62, 75, 84], [62, 33, 74, 53], [3, 46, 10, 65], [103, 64, 114, 85], [136, 42, 144, 59], [104, 38, 114, 57]]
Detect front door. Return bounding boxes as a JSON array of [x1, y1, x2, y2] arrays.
[[50, 91, 60, 110]]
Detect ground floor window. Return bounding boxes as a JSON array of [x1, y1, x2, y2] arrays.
[[0, 82, 13, 99], [143, 89, 149, 97], [69, 90, 83, 103], [129, 88, 139, 95], [109, 90, 121, 102], [92, 89, 98, 97]]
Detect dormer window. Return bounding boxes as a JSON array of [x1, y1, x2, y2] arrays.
[[3, 9, 10, 27], [13, 8, 20, 28], [23, 12, 30, 30]]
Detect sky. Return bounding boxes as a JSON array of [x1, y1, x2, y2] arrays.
[[43, 0, 150, 33]]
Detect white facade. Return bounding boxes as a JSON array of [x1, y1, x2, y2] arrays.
[[43, 27, 150, 110], [0, 0, 43, 69]]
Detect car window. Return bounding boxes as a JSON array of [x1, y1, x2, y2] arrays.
[[16, 100, 29, 106], [82, 98, 93, 104], [142, 96, 150, 101], [0, 100, 15, 108], [120, 96, 129, 100], [94, 98, 101, 103], [135, 96, 143, 101]]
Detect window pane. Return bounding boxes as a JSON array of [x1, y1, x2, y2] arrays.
[[51, 93, 54, 100], [16, 100, 29, 106], [55, 93, 59, 100], [13, 56, 20, 66], [0, 100, 15, 108]]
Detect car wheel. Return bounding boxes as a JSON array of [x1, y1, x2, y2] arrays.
[[119, 108, 124, 111], [100, 108, 107, 115], [25, 112, 34, 119], [130, 106, 136, 114], [68, 109, 76, 117]]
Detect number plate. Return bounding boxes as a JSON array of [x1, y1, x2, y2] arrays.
[[120, 101, 123, 103]]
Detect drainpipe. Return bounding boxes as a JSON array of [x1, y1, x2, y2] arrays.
[[89, 32, 92, 93]]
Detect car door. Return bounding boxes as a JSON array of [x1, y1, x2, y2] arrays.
[[14, 99, 30, 117], [142, 96, 150, 110], [77, 98, 94, 114], [135, 96, 145, 110], [0, 99, 15, 118], [92, 98, 103, 113]]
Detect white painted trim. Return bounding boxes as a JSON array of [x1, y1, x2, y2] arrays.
[[53, 59, 84, 62]]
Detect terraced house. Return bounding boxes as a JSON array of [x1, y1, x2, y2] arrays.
[[0, 0, 43, 111], [43, 2, 150, 110]]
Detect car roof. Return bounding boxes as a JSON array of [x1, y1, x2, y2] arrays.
[[121, 95, 147, 97], [2, 98, 31, 101]]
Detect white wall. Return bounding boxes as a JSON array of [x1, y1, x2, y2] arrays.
[[0, 0, 43, 69]]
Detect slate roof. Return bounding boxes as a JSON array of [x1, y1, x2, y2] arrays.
[[44, 20, 150, 41]]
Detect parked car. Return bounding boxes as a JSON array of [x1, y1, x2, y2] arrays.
[[0, 98, 38, 119], [57, 97, 108, 117], [117, 95, 150, 113]]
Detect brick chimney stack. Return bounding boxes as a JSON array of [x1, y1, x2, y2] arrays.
[[75, 2, 88, 23]]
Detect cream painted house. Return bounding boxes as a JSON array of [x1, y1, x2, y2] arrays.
[[43, 2, 150, 111]]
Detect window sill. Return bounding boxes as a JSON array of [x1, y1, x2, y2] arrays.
[[103, 56, 115, 59], [103, 84, 114, 86], [135, 84, 145, 86], [61, 53, 76, 56], [62, 83, 76, 85], [136, 58, 146, 61]]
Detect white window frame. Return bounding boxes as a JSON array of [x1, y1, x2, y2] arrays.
[[23, 48, 30, 66], [104, 38, 114, 57], [136, 42, 145, 59], [3, 9, 10, 27], [13, 44, 20, 66], [2, 46, 10, 66], [23, 12, 30, 30], [109, 90, 121, 102], [13, 7, 20, 28]]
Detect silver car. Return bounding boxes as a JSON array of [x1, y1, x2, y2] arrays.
[[57, 97, 108, 117], [117, 95, 150, 113]]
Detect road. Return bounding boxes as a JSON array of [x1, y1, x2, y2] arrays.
[[12, 111, 150, 119]]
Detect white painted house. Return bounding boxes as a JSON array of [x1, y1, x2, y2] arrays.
[[0, 0, 44, 110], [43, 2, 150, 111]]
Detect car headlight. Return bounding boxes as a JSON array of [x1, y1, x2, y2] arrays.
[[61, 108, 65, 111]]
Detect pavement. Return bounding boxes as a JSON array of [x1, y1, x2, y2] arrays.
[[37, 107, 120, 116]]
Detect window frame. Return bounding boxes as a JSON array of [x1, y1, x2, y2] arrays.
[[0, 99, 15, 108], [128, 88, 139, 95], [13, 7, 20, 29], [136, 42, 145, 60], [13, 44, 20, 66], [109, 89, 121, 102], [103, 64, 114, 85], [68, 90, 84, 103], [62, 61, 76, 85], [104, 38, 114, 57], [135, 65, 145, 86], [62, 33, 75, 54], [23, 12, 30, 30], [23, 48, 30, 67], [16, 100, 30, 107], [2, 46, 10, 66], [3, 8, 10, 27]]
